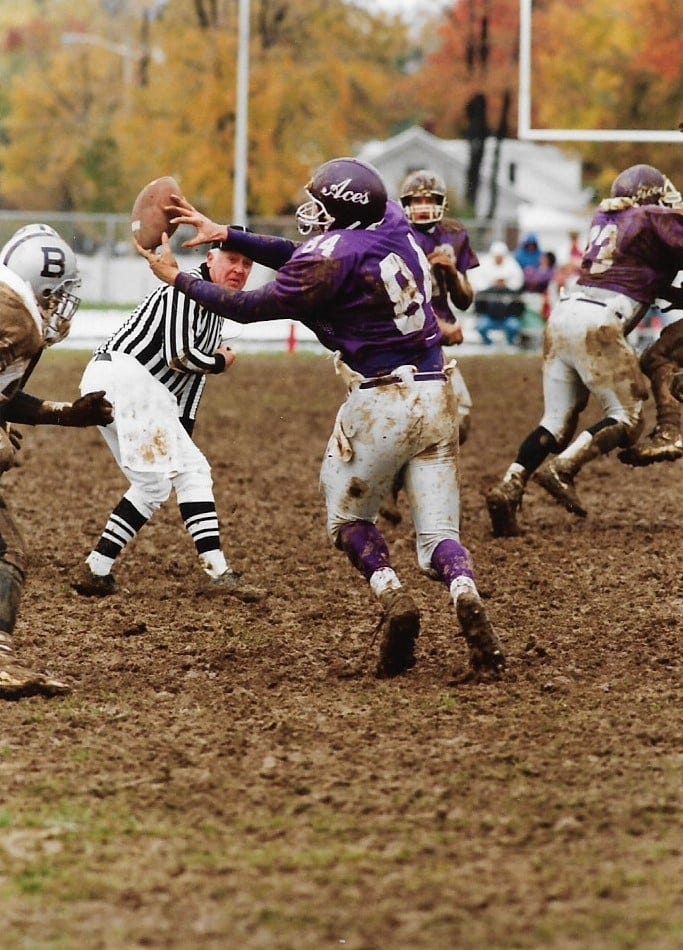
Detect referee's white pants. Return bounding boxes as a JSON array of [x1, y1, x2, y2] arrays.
[[80, 353, 213, 512]]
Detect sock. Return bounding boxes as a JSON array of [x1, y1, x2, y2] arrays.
[[557, 430, 592, 466], [431, 538, 475, 588], [505, 462, 527, 481], [94, 495, 149, 563], [369, 567, 401, 598], [338, 521, 392, 582], [179, 500, 222, 557], [86, 551, 116, 577], [516, 426, 559, 474], [449, 575, 478, 604], [198, 550, 229, 580]]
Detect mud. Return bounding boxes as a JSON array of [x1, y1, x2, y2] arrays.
[[2, 350, 681, 948]]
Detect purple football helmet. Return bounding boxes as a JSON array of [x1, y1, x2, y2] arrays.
[[610, 164, 681, 207], [296, 158, 388, 235]]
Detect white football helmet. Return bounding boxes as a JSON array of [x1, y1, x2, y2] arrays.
[[399, 170, 448, 226], [0, 224, 81, 346]]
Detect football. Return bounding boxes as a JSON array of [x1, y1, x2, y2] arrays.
[[130, 176, 182, 250]]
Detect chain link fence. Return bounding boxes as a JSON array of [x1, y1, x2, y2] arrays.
[[0, 210, 525, 307]]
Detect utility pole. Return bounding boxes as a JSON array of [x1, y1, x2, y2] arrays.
[[233, 0, 250, 225]]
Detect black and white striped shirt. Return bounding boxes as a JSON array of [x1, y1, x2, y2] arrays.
[[95, 264, 224, 430]]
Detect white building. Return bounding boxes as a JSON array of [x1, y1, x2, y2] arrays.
[[356, 125, 593, 257]]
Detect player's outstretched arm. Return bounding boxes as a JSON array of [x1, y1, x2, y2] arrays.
[[136, 233, 180, 286], [3, 391, 114, 427]]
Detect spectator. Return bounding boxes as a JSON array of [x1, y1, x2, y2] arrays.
[[473, 241, 525, 346], [515, 233, 542, 288], [524, 251, 557, 293]]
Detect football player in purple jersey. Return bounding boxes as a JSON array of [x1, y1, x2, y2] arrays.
[[486, 164, 683, 537], [137, 157, 505, 680], [378, 169, 480, 525], [618, 315, 683, 466], [399, 169, 479, 442]]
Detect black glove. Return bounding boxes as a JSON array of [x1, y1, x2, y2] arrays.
[[59, 391, 113, 427], [7, 427, 23, 451]]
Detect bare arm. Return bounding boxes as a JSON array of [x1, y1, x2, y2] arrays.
[[429, 250, 474, 311], [167, 195, 227, 248], [136, 232, 181, 286]]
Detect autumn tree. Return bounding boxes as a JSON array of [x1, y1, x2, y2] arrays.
[[0, 0, 418, 216], [533, 0, 683, 194], [407, 0, 683, 201], [408, 0, 520, 141]]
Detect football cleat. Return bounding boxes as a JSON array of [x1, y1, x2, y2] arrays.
[[534, 461, 587, 517], [486, 472, 525, 537], [618, 425, 683, 466], [0, 659, 71, 700], [456, 592, 506, 674], [207, 569, 267, 603], [375, 589, 420, 678], [72, 565, 118, 597]]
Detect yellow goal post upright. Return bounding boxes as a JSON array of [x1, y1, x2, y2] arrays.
[[517, 0, 682, 143]]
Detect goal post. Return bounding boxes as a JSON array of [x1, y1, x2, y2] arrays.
[[518, 0, 682, 143]]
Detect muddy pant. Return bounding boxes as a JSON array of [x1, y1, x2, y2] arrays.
[[540, 290, 648, 446], [0, 493, 26, 641], [322, 364, 461, 573]]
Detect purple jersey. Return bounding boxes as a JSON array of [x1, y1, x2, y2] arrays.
[[410, 219, 479, 323], [578, 204, 683, 304], [175, 200, 444, 377]]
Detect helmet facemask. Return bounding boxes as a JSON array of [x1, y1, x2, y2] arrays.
[[402, 195, 447, 226], [399, 170, 447, 227], [660, 177, 682, 208], [295, 193, 335, 236], [39, 277, 82, 346]]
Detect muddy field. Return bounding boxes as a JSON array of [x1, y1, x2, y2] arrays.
[[2, 349, 681, 949]]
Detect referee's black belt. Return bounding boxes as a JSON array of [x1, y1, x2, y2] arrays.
[[359, 371, 446, 390]]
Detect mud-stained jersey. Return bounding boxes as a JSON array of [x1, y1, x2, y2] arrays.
[[409, 219, 479, 323], [578, 205, 683, 304], [175, 201, 444, 378], [0, 264, 43, 405]]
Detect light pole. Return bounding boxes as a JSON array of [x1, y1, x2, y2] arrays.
[[233, 0, 250, 225]]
